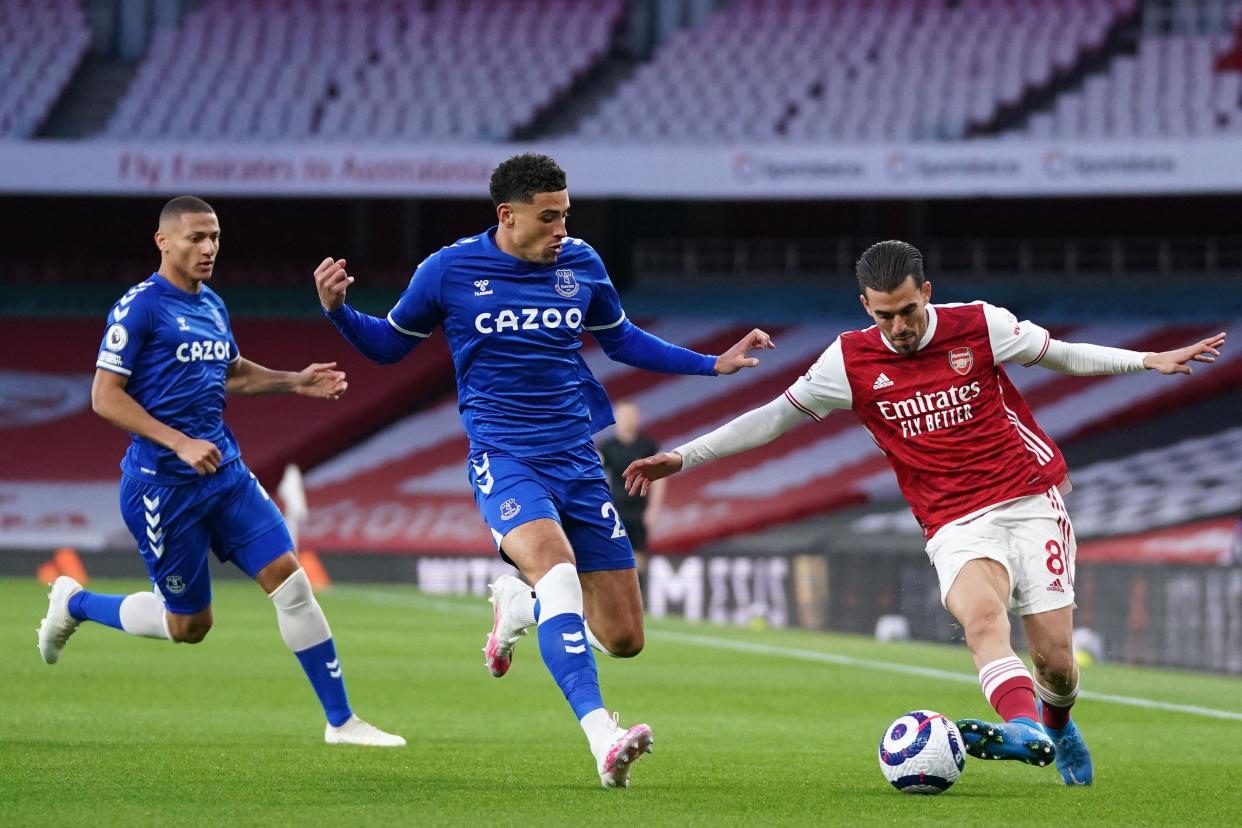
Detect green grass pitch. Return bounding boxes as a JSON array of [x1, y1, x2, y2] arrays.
[[3, 577, 1241, 827]]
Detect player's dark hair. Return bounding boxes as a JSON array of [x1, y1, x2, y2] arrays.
[[856, 240, 925, 293], [489, 153, 567, 206], [160, 195, 215, 225]]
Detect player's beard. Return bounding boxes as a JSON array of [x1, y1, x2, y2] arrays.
[[889, 333, 918, 354]]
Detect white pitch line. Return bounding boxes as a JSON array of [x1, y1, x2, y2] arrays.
[[339, 587, 1242, 723], [650, 631, 1242, 722]]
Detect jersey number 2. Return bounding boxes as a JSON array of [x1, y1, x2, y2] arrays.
[[601, 502, 627, 539]]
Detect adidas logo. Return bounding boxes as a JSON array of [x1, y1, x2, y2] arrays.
[[873, 373, 894, 390], [1047, 578, 1065, 593]]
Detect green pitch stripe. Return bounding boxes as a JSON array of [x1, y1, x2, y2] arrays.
[[650, 630, 1242, 722], [339, 586, 1242, 722]]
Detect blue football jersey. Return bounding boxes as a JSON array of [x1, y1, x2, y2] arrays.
[[95, 273, 242, 484], [387, 228, 624, 456]]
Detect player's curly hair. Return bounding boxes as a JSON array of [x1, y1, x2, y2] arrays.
[[489, 153, 567, 206], [160, 195, 215, 225], [855, 240, 925, 293]]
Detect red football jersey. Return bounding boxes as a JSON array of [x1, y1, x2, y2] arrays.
[[785, 302, 1067, 537]]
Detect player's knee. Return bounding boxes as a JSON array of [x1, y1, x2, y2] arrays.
[[606, 634, 644, 658], [1037, 652, 1076, 684], [962, 606, 1009, 642], [169, 616, 212, 644]]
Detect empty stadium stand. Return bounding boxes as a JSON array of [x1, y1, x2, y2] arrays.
[[0, 0, 90, 138], [103, 0, 622, 142], [575, 0, 1139, 144], [1021, 29, 1242, 138], [8, 0, 1242, 146]]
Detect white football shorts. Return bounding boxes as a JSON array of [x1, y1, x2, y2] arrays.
[[926, 486, 1077, 617]]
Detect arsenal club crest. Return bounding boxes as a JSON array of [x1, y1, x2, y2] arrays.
[[948, 347, 974, 376]]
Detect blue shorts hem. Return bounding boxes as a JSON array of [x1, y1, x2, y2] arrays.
[[492, 508, 561, 546], [162, 596, 212, 615], [227, 520, 293, 578], [575, 558, 638, 573]]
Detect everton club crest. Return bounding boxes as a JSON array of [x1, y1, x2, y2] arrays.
[[948, 347, 974, 376], [554, 268, 579, 298]]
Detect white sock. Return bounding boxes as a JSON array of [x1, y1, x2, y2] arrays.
[[509, 582, 538, 629], [1034, 677, 1079, 708], [533, 562, 583, 623], [269, 568, 331, 650], [580, 707, 616, 758], [119, 591, 171, 640]]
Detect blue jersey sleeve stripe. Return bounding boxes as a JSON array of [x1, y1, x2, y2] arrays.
[[386, 313, 431, 338], [96, 361, 132, 376], [585, 311, 627, 332]]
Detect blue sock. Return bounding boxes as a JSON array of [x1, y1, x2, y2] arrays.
[[538, 612, 603, 720], [67, 591, 124, 631], [294, 638, 353, 727], [533, 599, 541, 622]]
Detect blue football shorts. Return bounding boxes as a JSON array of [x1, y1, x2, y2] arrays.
[[118, 459, 293, 614], [467, 441, 636, 573]]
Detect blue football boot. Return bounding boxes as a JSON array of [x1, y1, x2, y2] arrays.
[[1038, 703, 1094, 785], [955, 716, 1056, 767]]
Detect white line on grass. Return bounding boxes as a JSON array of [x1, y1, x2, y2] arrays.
[[340, 587, 1242, 722], [650, 631, 1242, 722]]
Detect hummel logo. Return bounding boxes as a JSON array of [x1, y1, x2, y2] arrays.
[[1047, 578, 1065, 593], [143, 495, 160, 510], [326, 658, 342, 679], [473, 279, 493, 297], [177, 316, 190, 331], [873, 373, 894, 390], [562, 630, 586, 653]]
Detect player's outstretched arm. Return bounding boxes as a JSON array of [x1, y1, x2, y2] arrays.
[[91, 369, 222, 475], [313, 256, 419, 365], [714, 328, 776, 375], [226, 358, 347, 399], [314, 257, 354, 312], [624, 394, 807, 495], [624, 452, 683, 497], [591, 321, 774, 377], [1037, 330, 1227, 376], [1142, 331, 1226, 375]]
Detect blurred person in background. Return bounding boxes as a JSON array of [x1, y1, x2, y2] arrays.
[[314, 153, 773, 787], [626, 239, 1227, 787], [598, 400, 665, 565], [1230, 509, 1242, 565], [37, 196, 403, 747]]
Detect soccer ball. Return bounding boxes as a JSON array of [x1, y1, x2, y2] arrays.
[[877, 710, 966, 794]]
